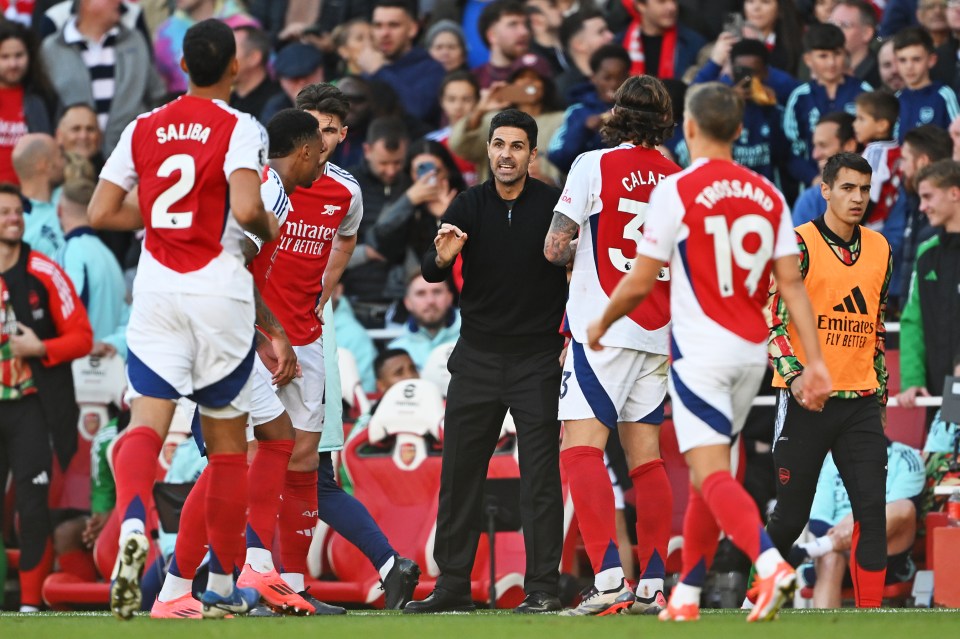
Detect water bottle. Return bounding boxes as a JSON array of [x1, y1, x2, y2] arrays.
[[948, 490, 960, 527]]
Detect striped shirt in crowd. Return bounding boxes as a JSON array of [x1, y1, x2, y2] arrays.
[[63, 18, 118, 133]]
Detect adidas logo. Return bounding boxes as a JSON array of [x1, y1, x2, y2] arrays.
[[32, 471, 48, 485], [269, 583, 296, 596], [832, 286, 868, 315]]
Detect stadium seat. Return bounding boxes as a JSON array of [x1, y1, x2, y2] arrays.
[[421, 343, 456, 397], [339, 347, 372, 420]]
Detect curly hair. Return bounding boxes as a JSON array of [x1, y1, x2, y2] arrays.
[[600, 75, 674, 148]]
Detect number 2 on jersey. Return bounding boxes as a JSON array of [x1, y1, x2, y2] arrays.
[[151, 154, 195, 229], [704, 214, 774, 297]]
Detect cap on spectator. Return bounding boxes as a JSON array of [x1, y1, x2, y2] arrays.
[[425, 19, 467, 50], [507, 53, 552, 81], [274, 43, 325, 78]]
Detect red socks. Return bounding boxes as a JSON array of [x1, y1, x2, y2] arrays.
[[561, 446, 621, 574], [278, 470, 318, 575], [850, 521, 886, 608], [206, 454, 248, 575], [113, 427, 162, 528], [679, 484, 721, 587], [169, 466, 210, 579], [629, 459, 672, 581], [246, 439, 294, 553], [58, 549, 97, 582], [700, 471, 763, 562], [19, 540, 53, 607]]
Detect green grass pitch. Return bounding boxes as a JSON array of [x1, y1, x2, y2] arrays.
[[1, 609, 958, 639]]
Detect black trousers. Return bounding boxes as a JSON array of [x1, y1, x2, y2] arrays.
[[766, 392, 888, 572], [434, 339, 563, 595], [0, 395, 52, 571]]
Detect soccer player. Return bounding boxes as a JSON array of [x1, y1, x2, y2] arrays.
[[88, 19, 279, 619], [587, 82, 832, 623], [765, 152, 893, 609], [149, 108, 325, 619], [543, 74, 679, 616]]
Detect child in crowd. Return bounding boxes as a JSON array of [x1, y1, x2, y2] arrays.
[[426, 71, 480, 186], [855, 91, 902, 232], [893, 27, 960, 142]]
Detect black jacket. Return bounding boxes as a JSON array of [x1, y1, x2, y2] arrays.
[[422, 177, 567, 354]]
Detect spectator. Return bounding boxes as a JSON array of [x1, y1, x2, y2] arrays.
[[36, 0, 151, 44], [356, 0, 446, 127], [0, 181, 93, 612], [449, 53, 567, 185], [792, 112, 858, 224], [345, 348, 420, 440], [12, 132, 64, 258], [879, 0, 919, 37], [878, 38, 905, 92], [830, 0, 880, 87], [427, 71, 480, 185], [799, 440, 924, 608], [525, 0, 566, 74], [472, 0, 532, 88], [374, 139, 466, 280], [555, 8, 614, 102], [40, 0, 166, 155], [898, 159, 960, 408], [54, 179, 128, 359], [855, 91, 902, 237], [894, 26, 960, 141], [425, 19, 468, 73], [331, 283, 378, 393], [386, 273, 461, 371], [918, 0, 951, 47], [620, 0, 706, 80], [342, 116, 412, 307], [0, 20, 55, 184], [547, 44, 631, 174], [55, 103, 103, 171], [932, 0, 960, 89], [813, 0, 839, 23], [329, 75, 374, 169], [784, 23, 871, 185], [692, 28, 800, 106], [229, 25, 280, 122], [332, 18, 373, 78], [260, 42, 326, 123], [742, 0, 804, 75], [154, 0, 255, 95]]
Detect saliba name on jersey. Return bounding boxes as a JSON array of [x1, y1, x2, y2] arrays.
[[155, 123, 211, 145]]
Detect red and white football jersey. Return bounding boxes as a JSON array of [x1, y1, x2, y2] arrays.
[[100, 95, 268, 300], [638, 158, 797, 365], [555, 144, 680, 353], [862, 140, 901, 230], [251, 162, 362, 346]]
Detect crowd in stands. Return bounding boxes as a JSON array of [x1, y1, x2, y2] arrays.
[[1, 0, 960, 612]]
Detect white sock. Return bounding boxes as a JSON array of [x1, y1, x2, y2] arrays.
[[119, 518, 145, 544], [244, 547, 274, 574], [206, 572, 234, 598], [158, 574, 193, 603], [799, 536, 835, 559], [378, 555, 396, 581], [19, 605, 39, 613], [670, 582, 700, 606], [636, 577, 664, 599], [755, 547, 784, 579], [281, 572, 304, 593], [594, 566, 625, 592]]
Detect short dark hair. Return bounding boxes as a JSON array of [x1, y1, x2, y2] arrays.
[[601, 74, 674, 147], [559, 8, 606, 51], [295, 83, 350, 122], [730, 38, 770, 66], [182, 19, 236, 87], [58, 102, 98, 124], [855, 91, 900, 129], [836, 0, 878, 28], [893, 26, 935, 54], [0, 182, 22, 199], [903, 124, 954, 161], [234, 25, 271, 67], [488, 108, 538, 148], [803, 23, 845, 52], [822, 151, 872, 186], [589, 44, 631, 74], [439, 69, 480, 100], [684, 82, 743, 143], [816, 111, 856, 145], [915, 159, 960, 190], [373, 0, 416, 19], [366, 116, 409, 149], [478, 0, 527, 48], [266, 109, 320, 158], [374, 348, 414, 380]]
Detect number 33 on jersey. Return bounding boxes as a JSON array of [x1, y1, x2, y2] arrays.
[[555, 144, 681, 355]]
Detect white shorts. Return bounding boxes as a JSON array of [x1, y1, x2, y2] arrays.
[[669, 359, 766, 453], [250, 336, 326, 433], [558, 340, 668, 428], [126, 291, 255, 415]]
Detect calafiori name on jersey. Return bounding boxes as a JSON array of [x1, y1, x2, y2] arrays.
[[156, 123, 211, 144], [693, 179, 775, 212]]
